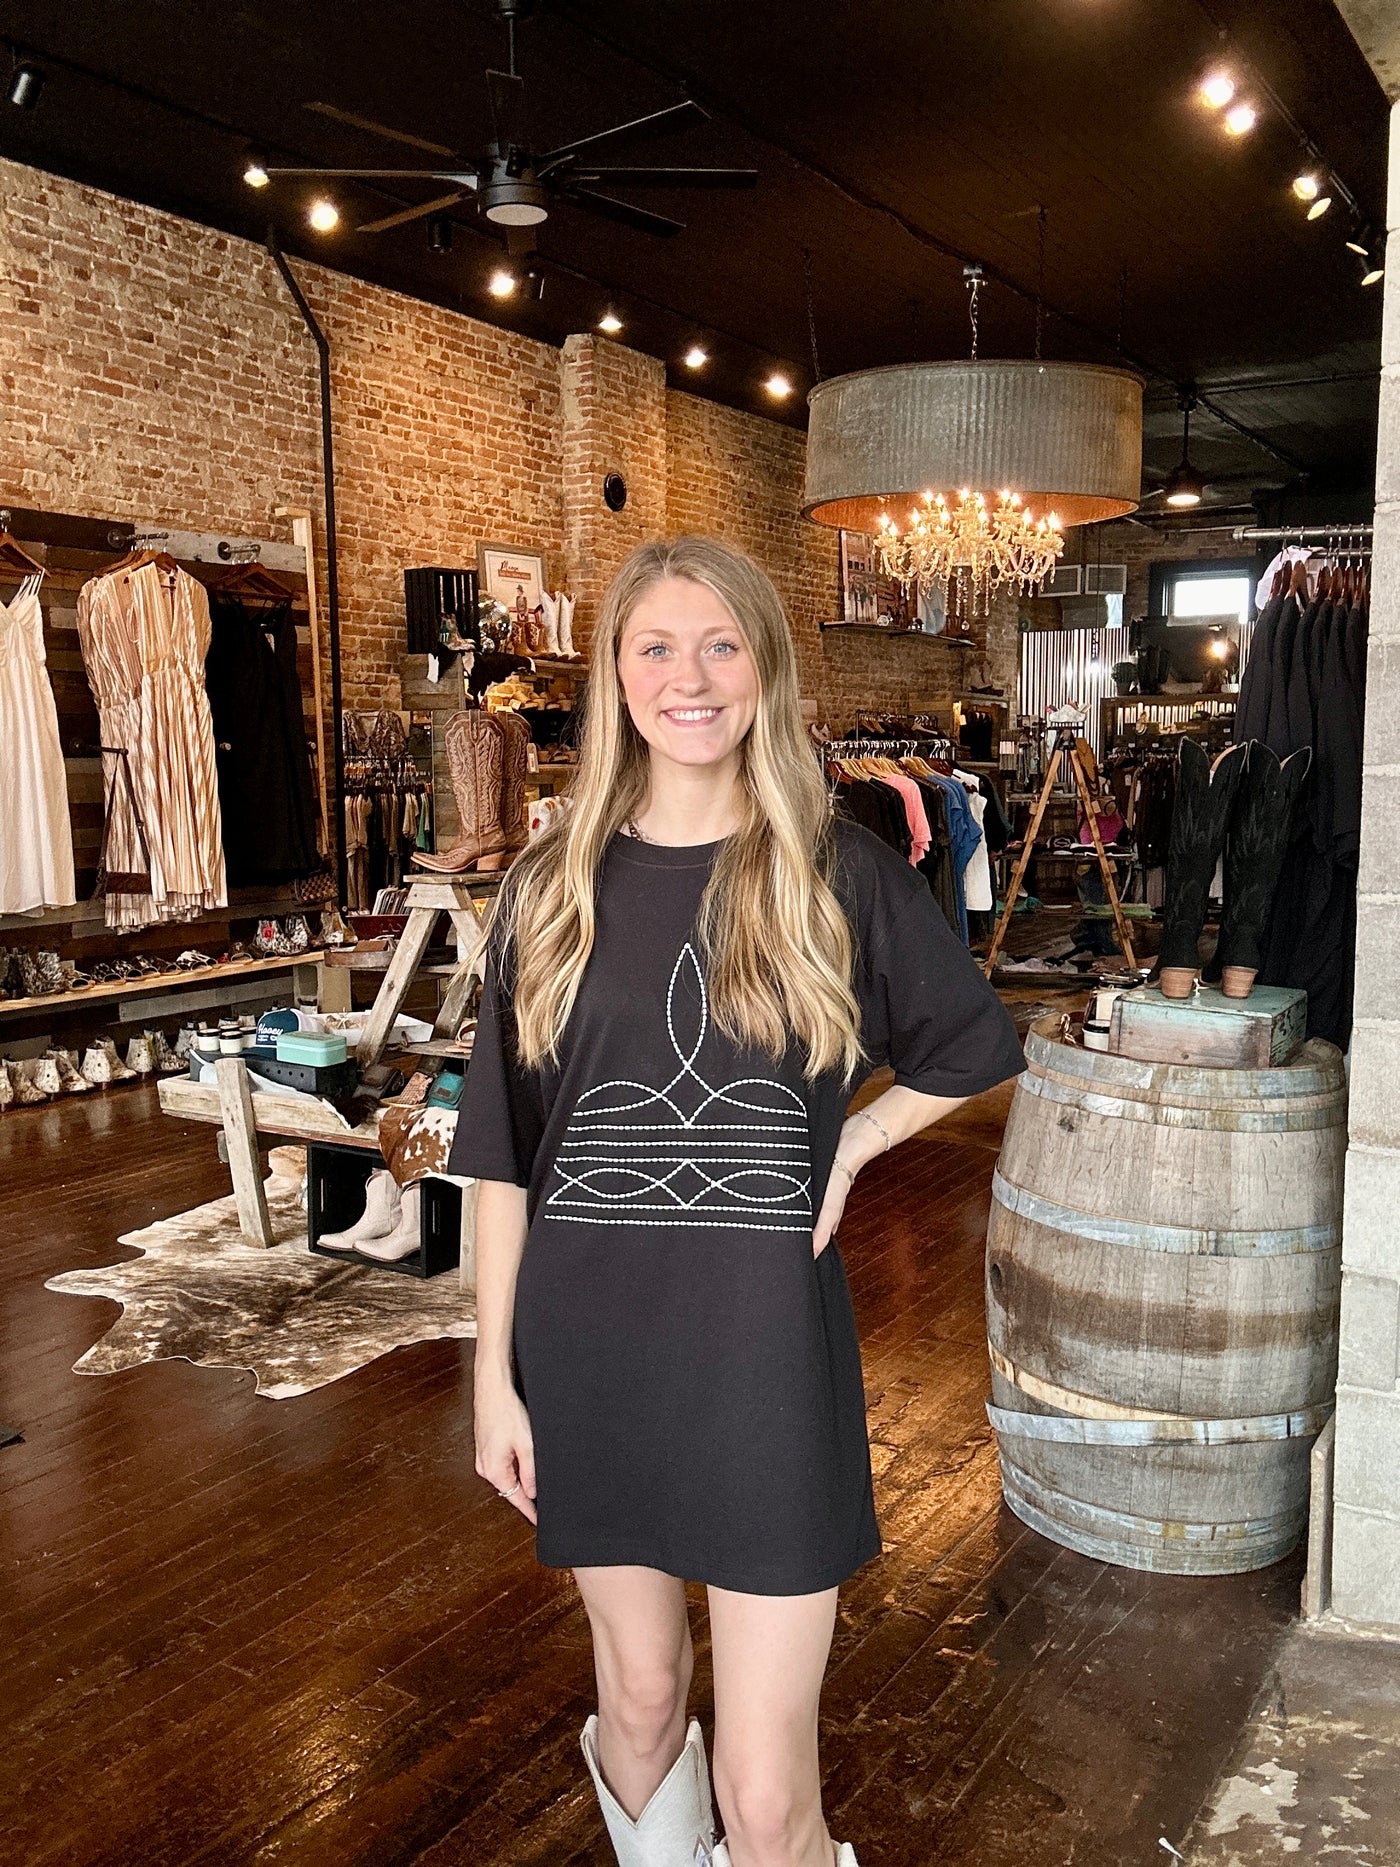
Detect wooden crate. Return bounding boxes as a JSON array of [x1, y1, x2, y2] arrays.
[[1109, 983, 1307, 1068]]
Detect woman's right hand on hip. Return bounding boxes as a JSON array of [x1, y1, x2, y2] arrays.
[[474, 1376, 538, 1524]]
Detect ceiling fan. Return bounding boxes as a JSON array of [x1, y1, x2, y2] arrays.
[[264, 0, 758, 266]]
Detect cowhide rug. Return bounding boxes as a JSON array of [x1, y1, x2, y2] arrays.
[[44, 1153, 476, 1400]]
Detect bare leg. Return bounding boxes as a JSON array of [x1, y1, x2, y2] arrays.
[[709, 1583, 840, 1867], [574, 1564, 694, 1819]]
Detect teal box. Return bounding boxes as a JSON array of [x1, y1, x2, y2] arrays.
[[276, 1031, 349, 1067]]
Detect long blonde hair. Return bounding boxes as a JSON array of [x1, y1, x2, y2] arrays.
[[501, 537, 861, 1081]]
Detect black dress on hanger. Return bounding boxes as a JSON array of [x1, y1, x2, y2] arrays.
[[205, 593, 319, 884]]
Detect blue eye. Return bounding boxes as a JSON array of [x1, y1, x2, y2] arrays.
[[710, 639, 738, 655]]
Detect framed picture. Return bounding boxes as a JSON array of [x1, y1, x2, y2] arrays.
[[833, 530, 920, 631], [478, 540, 548, 653]]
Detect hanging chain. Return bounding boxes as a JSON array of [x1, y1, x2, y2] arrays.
[[1116, 260, 1128, 354], [803, 247, 822, 383], [1034, 206, 1046, 362], [963, 263, 983, 361]]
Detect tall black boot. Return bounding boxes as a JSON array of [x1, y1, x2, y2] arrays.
[[1155, 738, 1248, 998], [1213, 744, 1312, 998]]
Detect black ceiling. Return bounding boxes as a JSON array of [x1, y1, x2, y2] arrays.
[[0, 0, 1389, 504]]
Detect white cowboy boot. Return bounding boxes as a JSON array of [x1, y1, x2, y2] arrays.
[[558, 591, 577, 658], [356, 1181, 422, 1262], [711, 1840, 858, 1866], [538, 590, 562, 657], [581, 1713, 717, 1866], [318, 1169, 401, 1253]]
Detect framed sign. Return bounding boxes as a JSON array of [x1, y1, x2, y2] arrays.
[[477, 541, 547, 647], [834, 530, 922, 631]]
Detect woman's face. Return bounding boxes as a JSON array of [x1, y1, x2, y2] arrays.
[[617, 577, 760, 772]]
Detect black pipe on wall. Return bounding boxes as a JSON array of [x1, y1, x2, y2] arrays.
[[266, 228, 347, 908]]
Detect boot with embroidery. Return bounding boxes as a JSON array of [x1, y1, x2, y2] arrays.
[[318, 1168, 401, 1254], [413, 711, 515, 874], [1155, 738, 1248, 999]]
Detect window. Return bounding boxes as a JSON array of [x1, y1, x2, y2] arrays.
[[1148, 557, 1255, 629]]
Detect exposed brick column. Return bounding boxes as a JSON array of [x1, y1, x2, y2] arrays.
[[559, 334, 667, 651]]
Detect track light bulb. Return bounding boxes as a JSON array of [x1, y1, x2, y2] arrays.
[[1362, 263, 1384, 287], [427, 213, 452, 253], [1292, 172, 1320, 202], [1224, 102, 1257, 136], [6, 62, 45, 110], [764, 373, 793, 399], [598, 311, 623, 334], [1307, 196, 1332, 221], [308, 199, 339, 232], [243, 151, 269, 189], [683, 346, 708, 370], [1199, 71, 1235, 109], [488, 268, 517, 298], [1346, 239, 1369, 256]]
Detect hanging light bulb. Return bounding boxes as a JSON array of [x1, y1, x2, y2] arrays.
[[488, 268, 517, 298], [764, 372, 793, 399], [1307, 196, 1332, 221], [1291, 172, 1320, 202], [598, 311, 623, 334], [1163, 393, 1205, 508], [242, 150, 270, 189], [307, 199, 339, 232], [1223, 101, 1257, 136], [683, 345, 708, 370], [1199, 71, 1235, 109]]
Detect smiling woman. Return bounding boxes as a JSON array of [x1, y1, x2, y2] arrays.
[[448, 535, 1024, 1867]]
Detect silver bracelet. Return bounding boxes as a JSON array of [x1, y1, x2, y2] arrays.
[[857, 1109, 892, 1152], [831, 1156, 856, 1187]]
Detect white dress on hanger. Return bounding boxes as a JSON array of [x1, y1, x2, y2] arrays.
[[0, 575, 76, 912]]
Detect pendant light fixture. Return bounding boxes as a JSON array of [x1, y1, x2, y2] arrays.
[[1161, 391, 1205, 508], [803, 264, 1142, 616]]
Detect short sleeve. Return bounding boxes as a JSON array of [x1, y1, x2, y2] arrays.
[[859, 885, 1025, 1099], [447, 926, 548, 1187]]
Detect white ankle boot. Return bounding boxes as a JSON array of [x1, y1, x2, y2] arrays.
[[318, 1169, 401, 1253], [581, 1713, 716, 1866]]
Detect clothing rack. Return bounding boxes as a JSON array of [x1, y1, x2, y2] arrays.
[[1232, 524, 1373, 546]]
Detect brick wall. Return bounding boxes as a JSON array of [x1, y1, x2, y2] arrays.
[[0, 153, 1018, 739]]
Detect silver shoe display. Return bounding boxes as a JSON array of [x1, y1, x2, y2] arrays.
[[581, 1713, 717, 1867]]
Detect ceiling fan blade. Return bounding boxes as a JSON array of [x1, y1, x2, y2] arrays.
[[539, 99, 703, 167], [561, 188, 685, 238], [486, 68, 527, 150], [570, 166, 758, 190], [357, 190, 469, 234], [265, 166, 479, 186], [304, 101, 460, 159]]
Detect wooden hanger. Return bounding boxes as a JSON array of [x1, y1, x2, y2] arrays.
[[1287, 556, 1311, 598], [0, 528, 42, 575], [209, 562, 293, 602]]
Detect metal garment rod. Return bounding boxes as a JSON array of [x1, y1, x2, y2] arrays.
[[267, 230, 348, 908], [1232, 524, 1374, 543]]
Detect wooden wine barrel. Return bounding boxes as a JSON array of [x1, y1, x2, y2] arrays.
[[985, 1015, 1346, 1575]]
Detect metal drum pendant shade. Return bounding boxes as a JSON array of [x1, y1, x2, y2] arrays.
[[803, 360, 1144, 531]]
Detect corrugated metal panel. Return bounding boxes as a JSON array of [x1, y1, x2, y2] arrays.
[[1018, 625, 1132, 758]]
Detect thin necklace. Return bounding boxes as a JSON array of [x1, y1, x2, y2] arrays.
[[625, 818, 654, 842]]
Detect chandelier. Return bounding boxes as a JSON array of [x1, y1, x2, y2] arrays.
[[872, 488, 1064, 618]]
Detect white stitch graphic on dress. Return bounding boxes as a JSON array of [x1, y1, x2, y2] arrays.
[[543, 943, 813, 1233]]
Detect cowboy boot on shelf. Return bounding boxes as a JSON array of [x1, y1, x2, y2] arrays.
[[1155, 738, 1248, 1000], [538, 590, 562, 658], [1208, 743, 1312, 999], [557, 592, 578, 658], [494, 709, 531, 857], [413, 711, 515, 875]]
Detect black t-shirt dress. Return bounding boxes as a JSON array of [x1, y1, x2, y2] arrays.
[[449, 818, 1024, 1594]]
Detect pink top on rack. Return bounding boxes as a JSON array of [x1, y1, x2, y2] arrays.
[[880, 772, 932, 866]]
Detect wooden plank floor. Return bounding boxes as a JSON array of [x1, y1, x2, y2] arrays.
[[0, 1077, 1301, 1865]]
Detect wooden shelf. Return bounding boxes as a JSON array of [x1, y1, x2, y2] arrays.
[[819, 623, 975, 642], [0, 950, 324, 1019]]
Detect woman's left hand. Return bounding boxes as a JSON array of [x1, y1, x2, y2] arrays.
[[812, 1160, 853, 1259]]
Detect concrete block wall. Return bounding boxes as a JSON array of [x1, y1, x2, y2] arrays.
[[1331, 97, 1400, 1630]]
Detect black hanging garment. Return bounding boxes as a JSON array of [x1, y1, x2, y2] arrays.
[[205, 595, 319, 884]]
